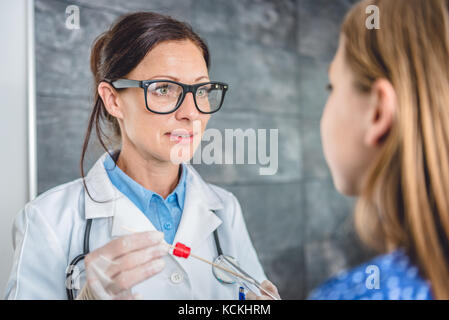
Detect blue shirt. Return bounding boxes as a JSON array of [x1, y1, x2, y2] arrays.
[[308, 249, 433, 300], [104, 153, 187, 244]]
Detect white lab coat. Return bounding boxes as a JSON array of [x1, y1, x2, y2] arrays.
[[4, 152, 266, 300]]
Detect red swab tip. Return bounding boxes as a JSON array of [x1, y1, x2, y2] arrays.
[[173, 242, 191, 258]]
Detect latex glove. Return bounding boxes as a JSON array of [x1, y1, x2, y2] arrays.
[[246, 280, 281, 300], [76, 230, 168, 300]]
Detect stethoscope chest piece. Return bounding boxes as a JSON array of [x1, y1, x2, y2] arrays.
[[212, 255, 239, 284]]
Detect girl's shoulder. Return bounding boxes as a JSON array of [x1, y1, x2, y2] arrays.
[[308, 249, 433, 300]]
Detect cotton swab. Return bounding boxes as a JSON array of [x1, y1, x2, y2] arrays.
[[166, 243, 256, 284], [120, 226, 254, 283], [168, 242, 279, 300], [120, 226, 278, 300]]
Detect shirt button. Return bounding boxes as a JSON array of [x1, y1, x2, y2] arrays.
[[170, 272, 184, 284], [164, 222, 172, 230]]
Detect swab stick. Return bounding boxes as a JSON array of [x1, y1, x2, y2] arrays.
[[120, 226, 253, 283]]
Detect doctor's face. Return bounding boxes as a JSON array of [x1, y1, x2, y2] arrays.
[[113, 40, 211, 164]]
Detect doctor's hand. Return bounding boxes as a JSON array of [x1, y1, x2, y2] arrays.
[[246, 280, 281, 300], [77, 230, 168, 300]]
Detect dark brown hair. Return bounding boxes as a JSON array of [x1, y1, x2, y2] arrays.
[[81, 12, 210, 200]]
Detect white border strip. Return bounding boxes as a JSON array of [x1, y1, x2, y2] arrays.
[[27, 0, 37, 200]]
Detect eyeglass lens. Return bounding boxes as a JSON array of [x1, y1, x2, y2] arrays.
[[146, 82, 224, 113]]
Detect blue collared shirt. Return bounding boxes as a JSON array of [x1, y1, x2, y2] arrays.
[[103, 153, 187, 244]]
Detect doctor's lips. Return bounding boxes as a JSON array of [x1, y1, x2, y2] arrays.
[[165, 130, 198, 144]]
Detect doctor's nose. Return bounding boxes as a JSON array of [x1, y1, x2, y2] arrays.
[[175, 92, 200, 122]]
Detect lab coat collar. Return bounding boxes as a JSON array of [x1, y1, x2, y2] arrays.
[[83, 153, 223, 248], [172, 163, 223, 249], [103, 152, 188, 213]]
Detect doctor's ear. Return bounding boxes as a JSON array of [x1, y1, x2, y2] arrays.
[[97, 81, 124, 119], [364, 78, 397, 147]]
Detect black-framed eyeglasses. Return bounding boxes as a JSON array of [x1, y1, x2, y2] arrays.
[[110, 79, 229, 114]]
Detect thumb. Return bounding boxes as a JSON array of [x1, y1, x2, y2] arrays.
[[260, 280, 280, 299]]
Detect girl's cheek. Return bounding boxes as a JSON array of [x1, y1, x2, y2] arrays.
[[321, 103, 333, 152], [321, 101, 342, 173]]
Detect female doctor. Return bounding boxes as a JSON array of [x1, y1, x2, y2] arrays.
[[4, 12, 280, 300]]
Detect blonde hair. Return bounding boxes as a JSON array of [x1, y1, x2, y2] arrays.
[[342, 0, 449, 299]]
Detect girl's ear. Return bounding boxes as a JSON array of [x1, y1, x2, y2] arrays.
[[364, 79, 397, 147], [98, 82, 124, 119]]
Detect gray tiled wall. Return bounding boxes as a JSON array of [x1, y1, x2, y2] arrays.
[[35, 0, 374, 299]]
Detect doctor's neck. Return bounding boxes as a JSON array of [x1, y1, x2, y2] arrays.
[[115, 145, 181, 199]]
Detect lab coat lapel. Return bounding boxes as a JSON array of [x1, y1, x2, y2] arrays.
[[84, 153, 157, 237], [84, 155, 224, 245], [110, 195, 157, 237], [172, 164, 224, 249], [84, 153, 116, 220]]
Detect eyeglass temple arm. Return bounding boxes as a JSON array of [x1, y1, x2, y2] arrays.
[[111, 79, 142, 89]]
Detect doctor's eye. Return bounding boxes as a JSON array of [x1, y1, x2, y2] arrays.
[[154, 84, 171, 96], [196, 87, 210, 99], [148, 82, 182, 98]]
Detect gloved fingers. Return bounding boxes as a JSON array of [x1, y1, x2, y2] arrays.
[[105, 243, 168, 278], [84, 247, 117, 279], [89, 231, 165, 261], [259, 280, 281, 299], [83, 231, 167, 300], [87, 255, 115, 286], [245, 290, 272, 300], [106, 258, 166, 295], [111, 288, 135, 300], [85, 254, 117, 299], [245, 291, 257, 300], [86, 259, 132, 300], [87, 278, 113, 300], [88, 277, 135, 300], [86, 260, 135, 300], [133, 293, 144, 300], [245, 280, 281, 300]]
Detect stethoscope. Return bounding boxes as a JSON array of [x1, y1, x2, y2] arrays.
[[66, 218, 92, 300], [66, 211, 238, 300]]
